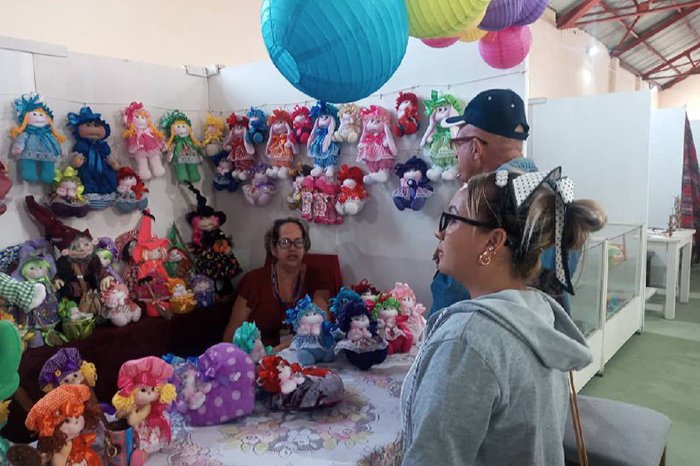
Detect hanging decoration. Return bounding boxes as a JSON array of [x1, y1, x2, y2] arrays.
[[420, 37, 460, 48], [460, 27, 488, 42], [514, 0, 548, 26], [406, 0, 490, 38], [479, 25, 532, 69], [479, 0, 525, 32]]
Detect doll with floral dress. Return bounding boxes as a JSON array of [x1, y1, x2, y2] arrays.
[[161, 110, 203, 183], [373, 294, 413, 355], [307, 101, 340, 178], [265, 109, 297, 180], [388, 282, 427, 345], [121, 102, 166, 180], [357, 105, 397, 184], [12, 244, 60, 332], [223, 113, 255, 181]]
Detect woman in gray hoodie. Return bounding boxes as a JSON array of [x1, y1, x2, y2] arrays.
[[401, 167, 606, 466]]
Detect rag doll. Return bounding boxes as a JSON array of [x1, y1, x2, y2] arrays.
[[373, 294, 413, 355], [393, 91, 421, 137], [0, 161, 12, 216], [122, 102, 166, 180], [245, 107, 268, 145], [288, 105, 313, 145], [95, 237, 122, 283], [222, 113, 255, 181], [189, 275, 215, 308], [388, 282, 427, 345], [357, 105, 397, 184], [332, 103, 362, 143], [114, 166, 149, 214], [114, 227, 140, 301], [210, 153, 238, 192], [392, 156, 434, 211], [12, 244, 60, 331], [265, 109, 297, 179], [101, 283, 141, 327], [165, 246, 193, 280], [57, 298, 95, 341], [335, 165, 367, 216], [161, 110, 203, 183], [0, 321, 22, 465], [299, 175, 316, 220], [307, 101, 340, 178], [351, 279, 381, 312], [233, 321, 273, 364], [9, 93, 65, 184], [201, 113, 227, 158], [37, 347, 97, 394], [167, 278, 196, 314], [132, 211, 172, 318], [420, 90, 462, 181], [284, 295, 335, 366], [47, 167, 90, 218], [67, 106, 118, 209], [286, 165, 312, 211], [0, 274, 47, 327], [311, 176, 343, 225], [242, 167, 278, 207]]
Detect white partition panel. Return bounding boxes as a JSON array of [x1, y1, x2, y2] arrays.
[[648, 107, 685, 229]]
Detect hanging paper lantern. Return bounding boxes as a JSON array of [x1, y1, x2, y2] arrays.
[[479, 0, 525, 31], [421, 37, 460, 48], [406, 0, 491, 38], [513, 0, 548, 26], [460, 27, 488, 42], [261, 0, 409, 103], [479, 26, 532, 69]]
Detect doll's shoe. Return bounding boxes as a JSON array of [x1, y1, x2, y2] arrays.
[[278, 168, 289, 180], [344, 202, 359, 216], [362, 174, 374, 185], [410, 198, 426, 211], [310, 166, 323, 178], [372, 170, 389, 183], [393, 197, 408, 211], [441, 168, 458, 181], [426, 167, 443, 182], [324, 166, 335, 178]]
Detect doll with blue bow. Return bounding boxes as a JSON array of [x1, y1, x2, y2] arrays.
[[307, 101, 340, 178], [245, 107, 268, 145], [285, 295, 335, 366], [9, 93, 66, 184], [67, 106, 119, 209]]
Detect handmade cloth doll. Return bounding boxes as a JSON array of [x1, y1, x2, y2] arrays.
[[357, 105, 397, 184], [388, 282, 426, 345], [284, 295, 335, 366], [37, 347, 97, 393], [201, 113, 227, 158], [223, 113, 255, 181], [286, 165, 312, 211], [161, 110, 203, 183], [25, 385, 102, 466], [58, 298, 95, 341], [373, 294, 413, 355], [312, 176, 343, 225], [114, 167, 149, 214], [245, 107, 268, 145], [121, 102, 166, 180], [9, 93, 65, 184], [115, 227, 140, 301], [242, 167, 278, 207], [330, 288, 387, 370], [174, 343, 255, 426], [351, 279, 381, 311], [257, 355, 344, 411], [167, 278, 196, 314], [233, 321, 273, 364], [96, 237, 122, 283], [265, 109, 297, 179], [299, 175, 316, 220], [289, 105, 313, 145], [307, 101, 340, 178], [332, 103, 362, 143], [112, 357, 176, 463], [189, 275, 215, 308], [335, 165, 368, 216], [393, 91, 421, 137], [12, 242, 60, 331], [132, 211, 171, 318], [67, 106, 118, 209], [47, 166, 90, 219], [0, 321, 22, 465], [392, 156, 434, 211], [420, 90, 462, 181], [101, 283, 141, 327], [165, 246, 192, 279], [0, 161, 12, 216], [210, 153, 238, 192]]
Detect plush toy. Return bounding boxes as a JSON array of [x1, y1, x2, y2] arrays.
[[114, 226, 140, 301], [25, 385, 102, 466], [167, 278, 196, 314], [242, 166, 278, 207], [233, 321, 273, 364], [114, 166, 149, 214], [421, 90, 462, 182], [373, 294, 413, 355], [332, 103, 362, 143], [289, 105, 313, 146], [67, 106, 118, 209], [47, 166, 90, 219], [335, 165, 367, 216], [101, 283, 141, 327], [285, 295, 335, 366], [245, 107, 268, 145], [0, 161, 12, 216], [37, 347, 97, 393], [122, 102, 166, 180], [265, 109, 297, 179], [210, 153, 238, 192], [12, 240, 59, 331], [189, 275, 215, 308], [307, 101, 340, 178], [351, 279, 381, 311], [392, 156, 434, 211], [286, 165, 313, 211], [9, 93, 65, 184], [132, 211, 171, 318], [393, 91, 421, 137], [201, 113, 227, 158], [257, 355, 344, 411], [112, 357, 176, 463], [312, 176, 343, 225], [95, 237, 122, 283], [388, 282, 426, 345], [161, 110, 203, 183], [164, 224, 193, 280], [0, 321, 22, 465], [223, 113, 255, 181], [57, 298, 95, 341], [357, 105, 397, 184]]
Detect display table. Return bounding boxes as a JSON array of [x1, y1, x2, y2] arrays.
[[148, 353, 413, 466], [647, 228, 695, 319]]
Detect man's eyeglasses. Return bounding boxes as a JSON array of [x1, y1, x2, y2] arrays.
[[276, 238, 306, 249], [439, 212, 499, 232], [449, 136, 488, 151]]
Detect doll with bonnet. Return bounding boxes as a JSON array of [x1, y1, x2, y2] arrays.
[[392, 156, 434, 211], [38, 347, 97, 394], [160, 110, 203, 184], [388, 282, 426, 346], [421, 90, 462, 182], [307, 101, 340, 178], [357, 105, 397, 184], [222, 113, 255, 181], [121, 102, 166, 180], [166, 278, 196, 314], [114, 167, 149, 214], [265, 109, 297, 179]]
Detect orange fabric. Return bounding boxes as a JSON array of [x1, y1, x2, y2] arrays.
[[25, 385, 90, 437], [68, 433, 100, 466]]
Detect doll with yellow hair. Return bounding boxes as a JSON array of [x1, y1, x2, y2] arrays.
[[121, 102, 166, 181], [38, 348, 97, 394], [113, 356, 176, 463], [160, 110, 203, 184], [10, 93, 66, 184], [202, 114, 227, 158]]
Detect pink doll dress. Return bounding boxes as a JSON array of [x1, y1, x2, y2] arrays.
[[313, 178, 342, 225], [267, 133, 294, 168], [128, 129, 163, 156], [357, 131, 395, 172]]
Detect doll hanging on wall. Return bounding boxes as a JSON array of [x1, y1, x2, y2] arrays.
[[67, 106, 118, 210], [122, 101, 166, 180], [289, 105, 313, 146], [115, 166, 149, 214], [242, 165, 278, 207], [307, 101, 340, 178], [223, 113, 255, 181], [161, 110, 203, 183], [9, 93, 65, 184], [201, 113, 227, 158], [421, 90, 462, 182], [393, 91, 421, 137], [47, 167, 90, 218], [392, 156, 434, 211], [245, 107, 268, 145], [332, 103, 362, 143], [265, 109, 297, 179], [335, 165, 367, 216], [357, 105, 397, 184], [0, 161, 12, 216]]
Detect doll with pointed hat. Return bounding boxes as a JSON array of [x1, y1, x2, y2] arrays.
[[161, 110, 203, 184], [121, 101, 166, 180], [133, 210, 171, 318]]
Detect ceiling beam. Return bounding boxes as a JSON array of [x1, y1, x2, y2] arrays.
[[611, 7, 699, 57], [661, 62, 700, 89], [642, 42, 700, 78], [557, 0, 601, 28], [575, 0, 700, 27]]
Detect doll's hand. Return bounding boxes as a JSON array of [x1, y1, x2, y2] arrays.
[[71, 152, 85, 168], [10, 144, 23, 156], [100, 276, 114, 291], [107, 158, 120, 171], [406, 179, 417, 189], [224, 145, 232, 152], [53, 279, 65, 290], [427, 136, 433, 144]]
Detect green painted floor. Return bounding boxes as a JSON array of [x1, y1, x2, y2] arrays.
[[581, 263, 700, 465]]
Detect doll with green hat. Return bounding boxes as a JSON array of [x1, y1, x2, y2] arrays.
[[160, 110, 203, 183], [420, 90, 463, 183]]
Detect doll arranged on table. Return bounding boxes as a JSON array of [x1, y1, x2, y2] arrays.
[[189, 275, 215, 308], [201, 113, 227, 158], [0, 161, 12, 216], [223, 113, 255, 181], [357, 105, 397, 185], [114, 167, 149, 214], [393, 91, 421, 137], [392, 156, 434, 211], [47, 167, 90, 218], [38, 347, 97, 394], [0, 321, 23, 465], [161, 110, 203, 183], [284, 295, 335, 366], [245, 107, 268, 145], [242, 165, 278, 207], [9, 93, 66, 184], [166, 278, 196, 314], [121, 102, 166, 180], [112, 357, 176, 464], [256, 355, 344, 411], [132, 211, 172, 319], [332, 103, 362, 144], [351, 279, 381, 310], [307, 101, 340, 178], [420, 90, 462, 182], [67, 106, 118, 210], [101, 283, 141, 327], [265, 109, 297, 180], [388, 282, 426, 345], [335, 165, 368, 216], [233, 321, 273, 364], [373, 294, 413, 355]]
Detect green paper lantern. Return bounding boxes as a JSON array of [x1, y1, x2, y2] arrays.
[[407, 0, 492, 38]]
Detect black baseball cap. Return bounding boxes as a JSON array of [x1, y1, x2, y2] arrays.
[[443, 89, 529, 141]]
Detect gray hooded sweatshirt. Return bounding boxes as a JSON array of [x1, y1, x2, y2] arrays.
[[401, 289, 592, 466]]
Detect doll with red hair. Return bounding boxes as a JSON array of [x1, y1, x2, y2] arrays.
[[133, 211, 171, 318], [223, 113, 255, 181], [393, 92, 421, 137], [357, 105, 397, 185], [335, 165, 368, 216], [121, 101, 166, 180], [265, 109, 297, 180], [115, 166, 149, 214], [288, 105, 312, 145]]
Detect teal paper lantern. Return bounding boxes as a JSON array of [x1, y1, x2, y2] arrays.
[[261, 0, 409, 103]]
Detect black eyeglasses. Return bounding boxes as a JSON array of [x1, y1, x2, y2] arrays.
[[439, 212, 499, 232], [449, 136, 488, 151], [276, 238, 305, 249]]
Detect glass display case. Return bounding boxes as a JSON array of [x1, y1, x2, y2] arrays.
[[569, 239, 605, 338], [602, 224, 643, 320]]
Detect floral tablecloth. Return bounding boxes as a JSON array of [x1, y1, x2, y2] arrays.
[[148, 353, 414, 466]]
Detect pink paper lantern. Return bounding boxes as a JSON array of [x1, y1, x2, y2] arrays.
[[421, 37, 460, 48], [478, 26, 532, 69]]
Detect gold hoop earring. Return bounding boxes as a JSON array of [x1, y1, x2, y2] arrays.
[[479, 251, 491, 266]]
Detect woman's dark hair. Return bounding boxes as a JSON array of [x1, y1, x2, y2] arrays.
[[264, 217, 311, 258]]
